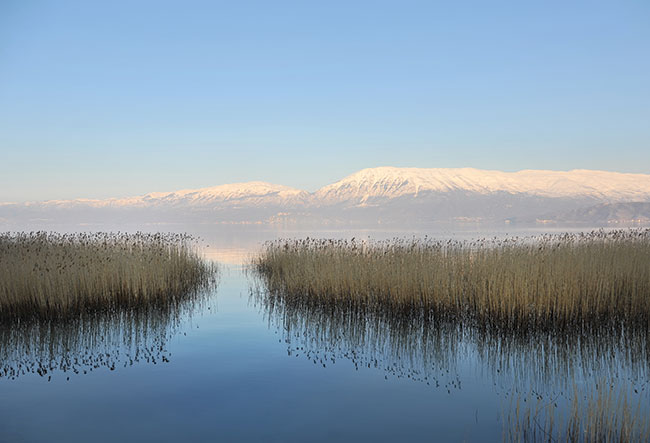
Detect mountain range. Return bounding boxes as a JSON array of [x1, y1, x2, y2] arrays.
[[2, 167, 650, 228]]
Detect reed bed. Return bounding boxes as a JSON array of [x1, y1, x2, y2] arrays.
[[255, 229, 650, 332], [0, 231, 217, 320], [254, 229, 650, 442]]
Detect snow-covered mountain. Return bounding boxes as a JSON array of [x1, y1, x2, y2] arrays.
[[34, 182, 308, 209], [2, 167, 650, 228], [314, 167, 650, 204]]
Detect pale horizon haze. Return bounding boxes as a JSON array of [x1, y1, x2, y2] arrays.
[[1, 1, 649, 202]]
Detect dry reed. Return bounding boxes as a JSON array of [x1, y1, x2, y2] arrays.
[[0, 231, 217, 320], [255, 229, 650, 332], [254, 230, 650, 441]]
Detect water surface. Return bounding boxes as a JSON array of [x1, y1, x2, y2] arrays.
[[1, 228, 648, 442]]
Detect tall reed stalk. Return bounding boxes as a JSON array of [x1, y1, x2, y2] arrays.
[[0, 231, 217, 320], [255, 229, 650, 332]]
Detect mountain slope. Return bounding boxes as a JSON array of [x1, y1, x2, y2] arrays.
[[314, 167, 650, 204], [36, 182, 309, 209], [546, 202, 650, 225], [2, 167, 650, 227]]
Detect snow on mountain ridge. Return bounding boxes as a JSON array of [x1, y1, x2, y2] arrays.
[[9, 168, 650, 210], [315, 167, 650, 202], [32, 182, 308, 208], [140, 181, 308, 204]]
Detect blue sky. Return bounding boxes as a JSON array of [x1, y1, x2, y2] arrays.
[[1, 0, 649, 201]]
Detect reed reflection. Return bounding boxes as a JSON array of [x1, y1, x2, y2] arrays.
[[253, 276, 650, 440], [254, 279, 648, 391], [0, 291, 211, 381]]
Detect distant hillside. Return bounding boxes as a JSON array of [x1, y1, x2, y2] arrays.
[[2, 167, 650, 228], [543, 202, 650, 225]]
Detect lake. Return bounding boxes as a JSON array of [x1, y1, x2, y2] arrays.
[[1, 227, 648, 442]]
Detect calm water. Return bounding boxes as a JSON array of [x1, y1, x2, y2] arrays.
[[1, 228, 648, 442]]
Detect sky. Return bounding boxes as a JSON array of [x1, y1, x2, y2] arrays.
[[1, 0, 649, 202]]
